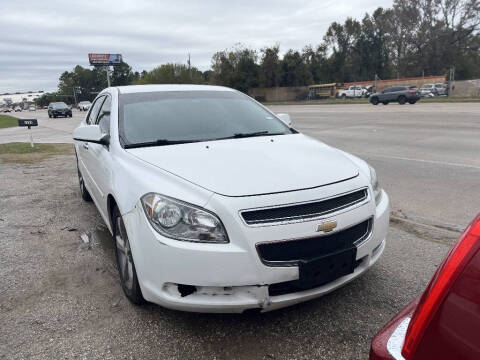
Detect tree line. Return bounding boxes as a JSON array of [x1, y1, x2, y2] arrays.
[[45, 0, 479, 104]]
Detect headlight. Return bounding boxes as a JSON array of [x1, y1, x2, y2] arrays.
[[369, 165, 382, 205], [141, 193, 229, 243]]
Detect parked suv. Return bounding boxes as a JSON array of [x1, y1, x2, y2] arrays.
[[48, 102, 72, 118], [369, 86, 420, 105]]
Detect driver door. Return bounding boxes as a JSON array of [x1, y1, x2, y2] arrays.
[[87, 95, 113, 219]]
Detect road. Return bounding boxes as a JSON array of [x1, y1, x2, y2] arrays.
[[1, 102, 478, 359]]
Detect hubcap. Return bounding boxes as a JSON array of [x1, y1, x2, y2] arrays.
[[116, 217, 134, 290]]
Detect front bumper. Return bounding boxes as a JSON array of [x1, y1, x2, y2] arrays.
[[123, 186, 390, 313]]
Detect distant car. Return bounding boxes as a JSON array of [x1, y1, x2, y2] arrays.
[[78, 101, 92, 111], [14, 106, 22, 112], [29, 105, 36, 111], [420, 84, 436, 97], [337, 85, 367, 99], [48, 102, 72, 118], [434, 83, 447, 96], [370, 214, 480, 360], [369, 86, 420, 105]]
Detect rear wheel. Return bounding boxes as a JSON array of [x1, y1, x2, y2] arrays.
[[408, 100, 417, 104], [398, 96, 406, 105], [371, 97, 379, 105], [382, 101, 389, 105], [113, 207, 145, 305]]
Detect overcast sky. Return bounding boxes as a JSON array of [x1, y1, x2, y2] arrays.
[[0, 0, 393, 93]]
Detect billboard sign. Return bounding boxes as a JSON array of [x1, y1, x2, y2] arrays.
[[88, 53, 122, 66]]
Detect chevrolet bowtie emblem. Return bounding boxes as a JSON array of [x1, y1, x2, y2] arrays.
[[317, 220, 337, 233]]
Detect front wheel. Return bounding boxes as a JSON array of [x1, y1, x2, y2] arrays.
[[77, 164, 92, 202], [398, 96, 406, 105], [371, 97, 379, 105], [341, 94, 347, 100], [382, 101, 389, 105], [113, 207, 145, 305], [408, 100, 417, 104]]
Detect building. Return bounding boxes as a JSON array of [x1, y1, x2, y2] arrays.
[[0, 91, 50, 106]]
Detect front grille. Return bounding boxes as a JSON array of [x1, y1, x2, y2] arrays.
[[256, 218, 372, 266], [241, 189, 367, 225]]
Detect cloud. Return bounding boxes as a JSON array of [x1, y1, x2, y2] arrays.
[[0, 0, 392, 92]]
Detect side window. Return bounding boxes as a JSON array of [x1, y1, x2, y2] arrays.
[[86, 96, 105, 125], [97, 96, 111, 134]]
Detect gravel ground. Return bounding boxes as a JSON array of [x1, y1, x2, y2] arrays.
[[0, 154, 456, 359]]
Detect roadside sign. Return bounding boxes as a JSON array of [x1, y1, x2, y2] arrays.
[[18, 119, 38, 128], [88, 53, 122, 66], [18, 119, 38, 147]]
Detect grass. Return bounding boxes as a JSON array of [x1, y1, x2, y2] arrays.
[[0, 115, 18, 129], [263, 96, 480, 105], [0, 142, 74, 163]]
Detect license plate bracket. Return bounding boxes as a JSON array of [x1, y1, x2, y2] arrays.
[[297, 247, 357, 289]]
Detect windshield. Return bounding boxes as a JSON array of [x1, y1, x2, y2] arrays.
[[119, 91, 293, 147], [52, 102, 68, 109]]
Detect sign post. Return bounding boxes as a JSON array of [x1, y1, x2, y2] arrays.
[[18, 119, 38, 148]]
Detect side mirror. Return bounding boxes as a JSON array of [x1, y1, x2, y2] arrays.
[[73, 125, 109, 145], [277, 113, 292, 127]]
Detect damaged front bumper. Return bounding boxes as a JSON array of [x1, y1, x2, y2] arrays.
[[122, 188, 389, 313]]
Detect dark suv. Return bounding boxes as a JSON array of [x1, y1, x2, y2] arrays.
[[48, 102, 72, 118], [369, 86, 420, 105]]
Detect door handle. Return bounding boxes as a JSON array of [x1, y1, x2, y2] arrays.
[[82, 142, 89, 150]]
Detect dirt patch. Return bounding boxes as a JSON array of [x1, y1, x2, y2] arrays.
[[0, 142, 74, 163]]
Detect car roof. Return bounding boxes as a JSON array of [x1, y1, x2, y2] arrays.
[[115, 84, 235, 94]]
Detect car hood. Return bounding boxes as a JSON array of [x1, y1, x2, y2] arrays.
[[126, 134, 359, 197]]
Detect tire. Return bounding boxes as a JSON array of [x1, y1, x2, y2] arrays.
[[382, 101, 389, 105], [77, 162, 92, 202], [53, 115, 57, 118], [113, 206, 145, 305], [341, 94, 347, 100], [408, 100, 417, 104], [398, 96, 406, 105], [48, 114, 52, 118], [371, 97, 379, 105]]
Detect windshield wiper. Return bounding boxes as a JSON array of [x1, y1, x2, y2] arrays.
[[215, 131, 285, 140], [124, 139, 199, 149]]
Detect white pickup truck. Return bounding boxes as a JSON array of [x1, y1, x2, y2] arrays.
[[337, 86, 367, 99]]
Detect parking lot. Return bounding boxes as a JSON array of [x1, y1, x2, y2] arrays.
[[1, 103, 478, 359]]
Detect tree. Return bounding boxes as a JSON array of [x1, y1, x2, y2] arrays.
[[133, 63, 204, 85], [210, 44, 259, 92], [279, 50, 312, 86], [259, 45, 281, 87]]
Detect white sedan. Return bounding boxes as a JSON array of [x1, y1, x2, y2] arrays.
[[73, 85, 389, 313]]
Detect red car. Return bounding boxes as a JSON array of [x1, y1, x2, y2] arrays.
[[370, 214, 480, 360]]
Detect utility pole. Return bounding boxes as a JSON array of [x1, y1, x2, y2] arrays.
[[187, 53, 192, 81], [106, 66, 111, 87], [72, 86, 78, 106]]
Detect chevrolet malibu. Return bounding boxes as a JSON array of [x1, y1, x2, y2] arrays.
[[72, 85, 390, 313]]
